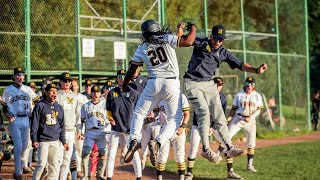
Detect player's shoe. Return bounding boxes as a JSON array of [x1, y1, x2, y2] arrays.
[[22, 166, 33, 174], [13, 174, 22, 180], [40, 167, 48, 180], [226, 147, 246, 158], [124, 139, 140, 163], [201, 149, 222, 163], [148, 139, 160, 166], [247, 165, 257, 172], [228, 171, 243, 179], [157, 175, 163, 180], [185, 172, 193, 180], [179, 174, 185, 180]]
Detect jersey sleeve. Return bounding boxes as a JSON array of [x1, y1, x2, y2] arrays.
[[164, 34, 179, 49], [257, 93, 264, 110], [131, 45, 144, 66], [181, 94, 190, 111], [232, 94, 239, 109], [224, 49, 243, 70]]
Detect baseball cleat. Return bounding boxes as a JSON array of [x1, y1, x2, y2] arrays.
[[247, 165, 257, 172], [124, 139, 140, 163], [228, 171, 243, 179], [185, 172, 193, 180], [226, 147, 246, 158], [22, 166, 33, 174], [201, 149, 222, 163], [148, 140, 160, 166]]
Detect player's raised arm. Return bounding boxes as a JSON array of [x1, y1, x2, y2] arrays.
[[122, 62, 139, 92], [177, 22, 196, 47], [242, 63, 268, 74]]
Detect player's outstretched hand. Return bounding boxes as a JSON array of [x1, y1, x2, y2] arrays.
[[64, 143, 69, 151], [186, 22, 196, 31], [257, 63, 267, 74], [177, 22, 186, 29]]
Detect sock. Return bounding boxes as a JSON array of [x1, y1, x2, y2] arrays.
[[156, 162, 165, 176], [177, 162, 186, 176], [247, 148, 254, 167], [187, 157, 195, 174], [226, 157, 234, 172], [217, 144, 225, 155]]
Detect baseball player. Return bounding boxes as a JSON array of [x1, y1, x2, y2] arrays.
[[101, 81, 114, 104], [123, 20, 196, 165], [2, 67, 40, 180], [186, 77, 227, 180], [70, 78, 88, 179], [77, 85, 110, 179], [216, 77, 263, 179], [106, 69, 142, 180], [30, 83, 69, 180], [183, 24, 267, 163], [82, 79, 93, 100], [155, 93, 190, 180], [56, 72, 81, 180]]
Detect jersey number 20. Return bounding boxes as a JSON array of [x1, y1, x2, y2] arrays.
[[148, 47, 168, 66]]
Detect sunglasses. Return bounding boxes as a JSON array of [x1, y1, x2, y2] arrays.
[[117, 75, 124, 79], [213, 37, 224, 42], [244, 82, 255, 87], [62, 79, 71, 83]]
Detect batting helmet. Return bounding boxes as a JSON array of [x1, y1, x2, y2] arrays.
[[141, 20, 165, 44]]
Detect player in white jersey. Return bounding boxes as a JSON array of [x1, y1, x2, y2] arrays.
[[2, 67, 40, 179], [77, 85, 110, 179], [155, 93, 190, 180], [71, 78, 88, 178], [123, 20, 196, 165], [217, 77, 263, 179]]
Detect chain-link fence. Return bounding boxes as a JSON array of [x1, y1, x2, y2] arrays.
[[0, 0, 310, 132]]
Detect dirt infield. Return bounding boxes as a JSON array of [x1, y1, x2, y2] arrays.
[[1, 131, 320, 180]]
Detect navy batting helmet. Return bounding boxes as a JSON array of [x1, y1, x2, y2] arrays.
[[141, 20, 161, 34]]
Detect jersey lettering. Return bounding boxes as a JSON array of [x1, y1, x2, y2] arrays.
[[148, 47, 168, 66]]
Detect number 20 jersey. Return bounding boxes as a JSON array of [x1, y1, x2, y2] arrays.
[[131, 34, 180, 78]]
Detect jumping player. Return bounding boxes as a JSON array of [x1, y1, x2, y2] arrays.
[[78, 85, 110, 179], [183, 24, 267, 162], [123, 20, 196, 164]]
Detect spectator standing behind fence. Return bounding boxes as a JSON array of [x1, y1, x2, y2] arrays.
[[311, 89, 320, 131]]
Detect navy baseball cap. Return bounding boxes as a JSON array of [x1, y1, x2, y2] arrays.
[[84, 79, 93, 86], [117, 69, 126, 76], [13, 67, 25, 76], [45, 83, 58, 92], [244, 77, 256, 86], [91, 85, 101, 93], [60, 72, 72, 81], [28, 81, 36, 88], [104, 80, 114, 89], [212, 24, 226, 39]]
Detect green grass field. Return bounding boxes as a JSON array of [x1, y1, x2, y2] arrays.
[[151, 140, 320, 180]]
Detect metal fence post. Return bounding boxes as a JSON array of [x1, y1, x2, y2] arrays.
[[24, 0, 31, 82]]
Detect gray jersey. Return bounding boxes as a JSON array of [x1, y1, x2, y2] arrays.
[[57, 90, 80, 131], [131, 34, 180, 78], [2, 84, 39, 117], [81, 100, 111, 132]]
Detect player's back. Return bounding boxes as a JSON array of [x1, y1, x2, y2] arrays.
[[133, 34, 179, 78]]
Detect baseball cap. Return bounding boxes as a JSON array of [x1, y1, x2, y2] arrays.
[[59, 72, 72, 81], [42, 76, 53, 84], [244, 77, 256, 86], [213, 77, 224, 86], [91, 85, 101, 93], [104, 80, 114, 89], [84, 79, 93, 86], [117, 69, 126, 76], [13, 67, 25, 76], [211, 24, 226, 40], [28, 81, 36, 88], [45, 83, 58, 92]]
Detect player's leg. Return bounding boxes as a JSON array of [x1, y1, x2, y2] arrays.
[[22, 134, 33, 174], [140, 124, 152, 169], [70, 143, 78, 180], [47, 141, 62, 179], [20, 118, 31, 174], [96, 132, 108, 179], [186, 125, 201, 179], [106, 130, 120, 179], [75, 134, 84, 177], [128, 134, 142, 180], [184, 80, 214, 159], [245, 121, 257, 172], [125, 80, 160, 163], [81, 131, 95, 179], [59, 131, 75, 180], [32, 141, 49, 180], [8, 118, 23, 177], [156, 139, 170, 180], [172, 132, 186, 180]]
